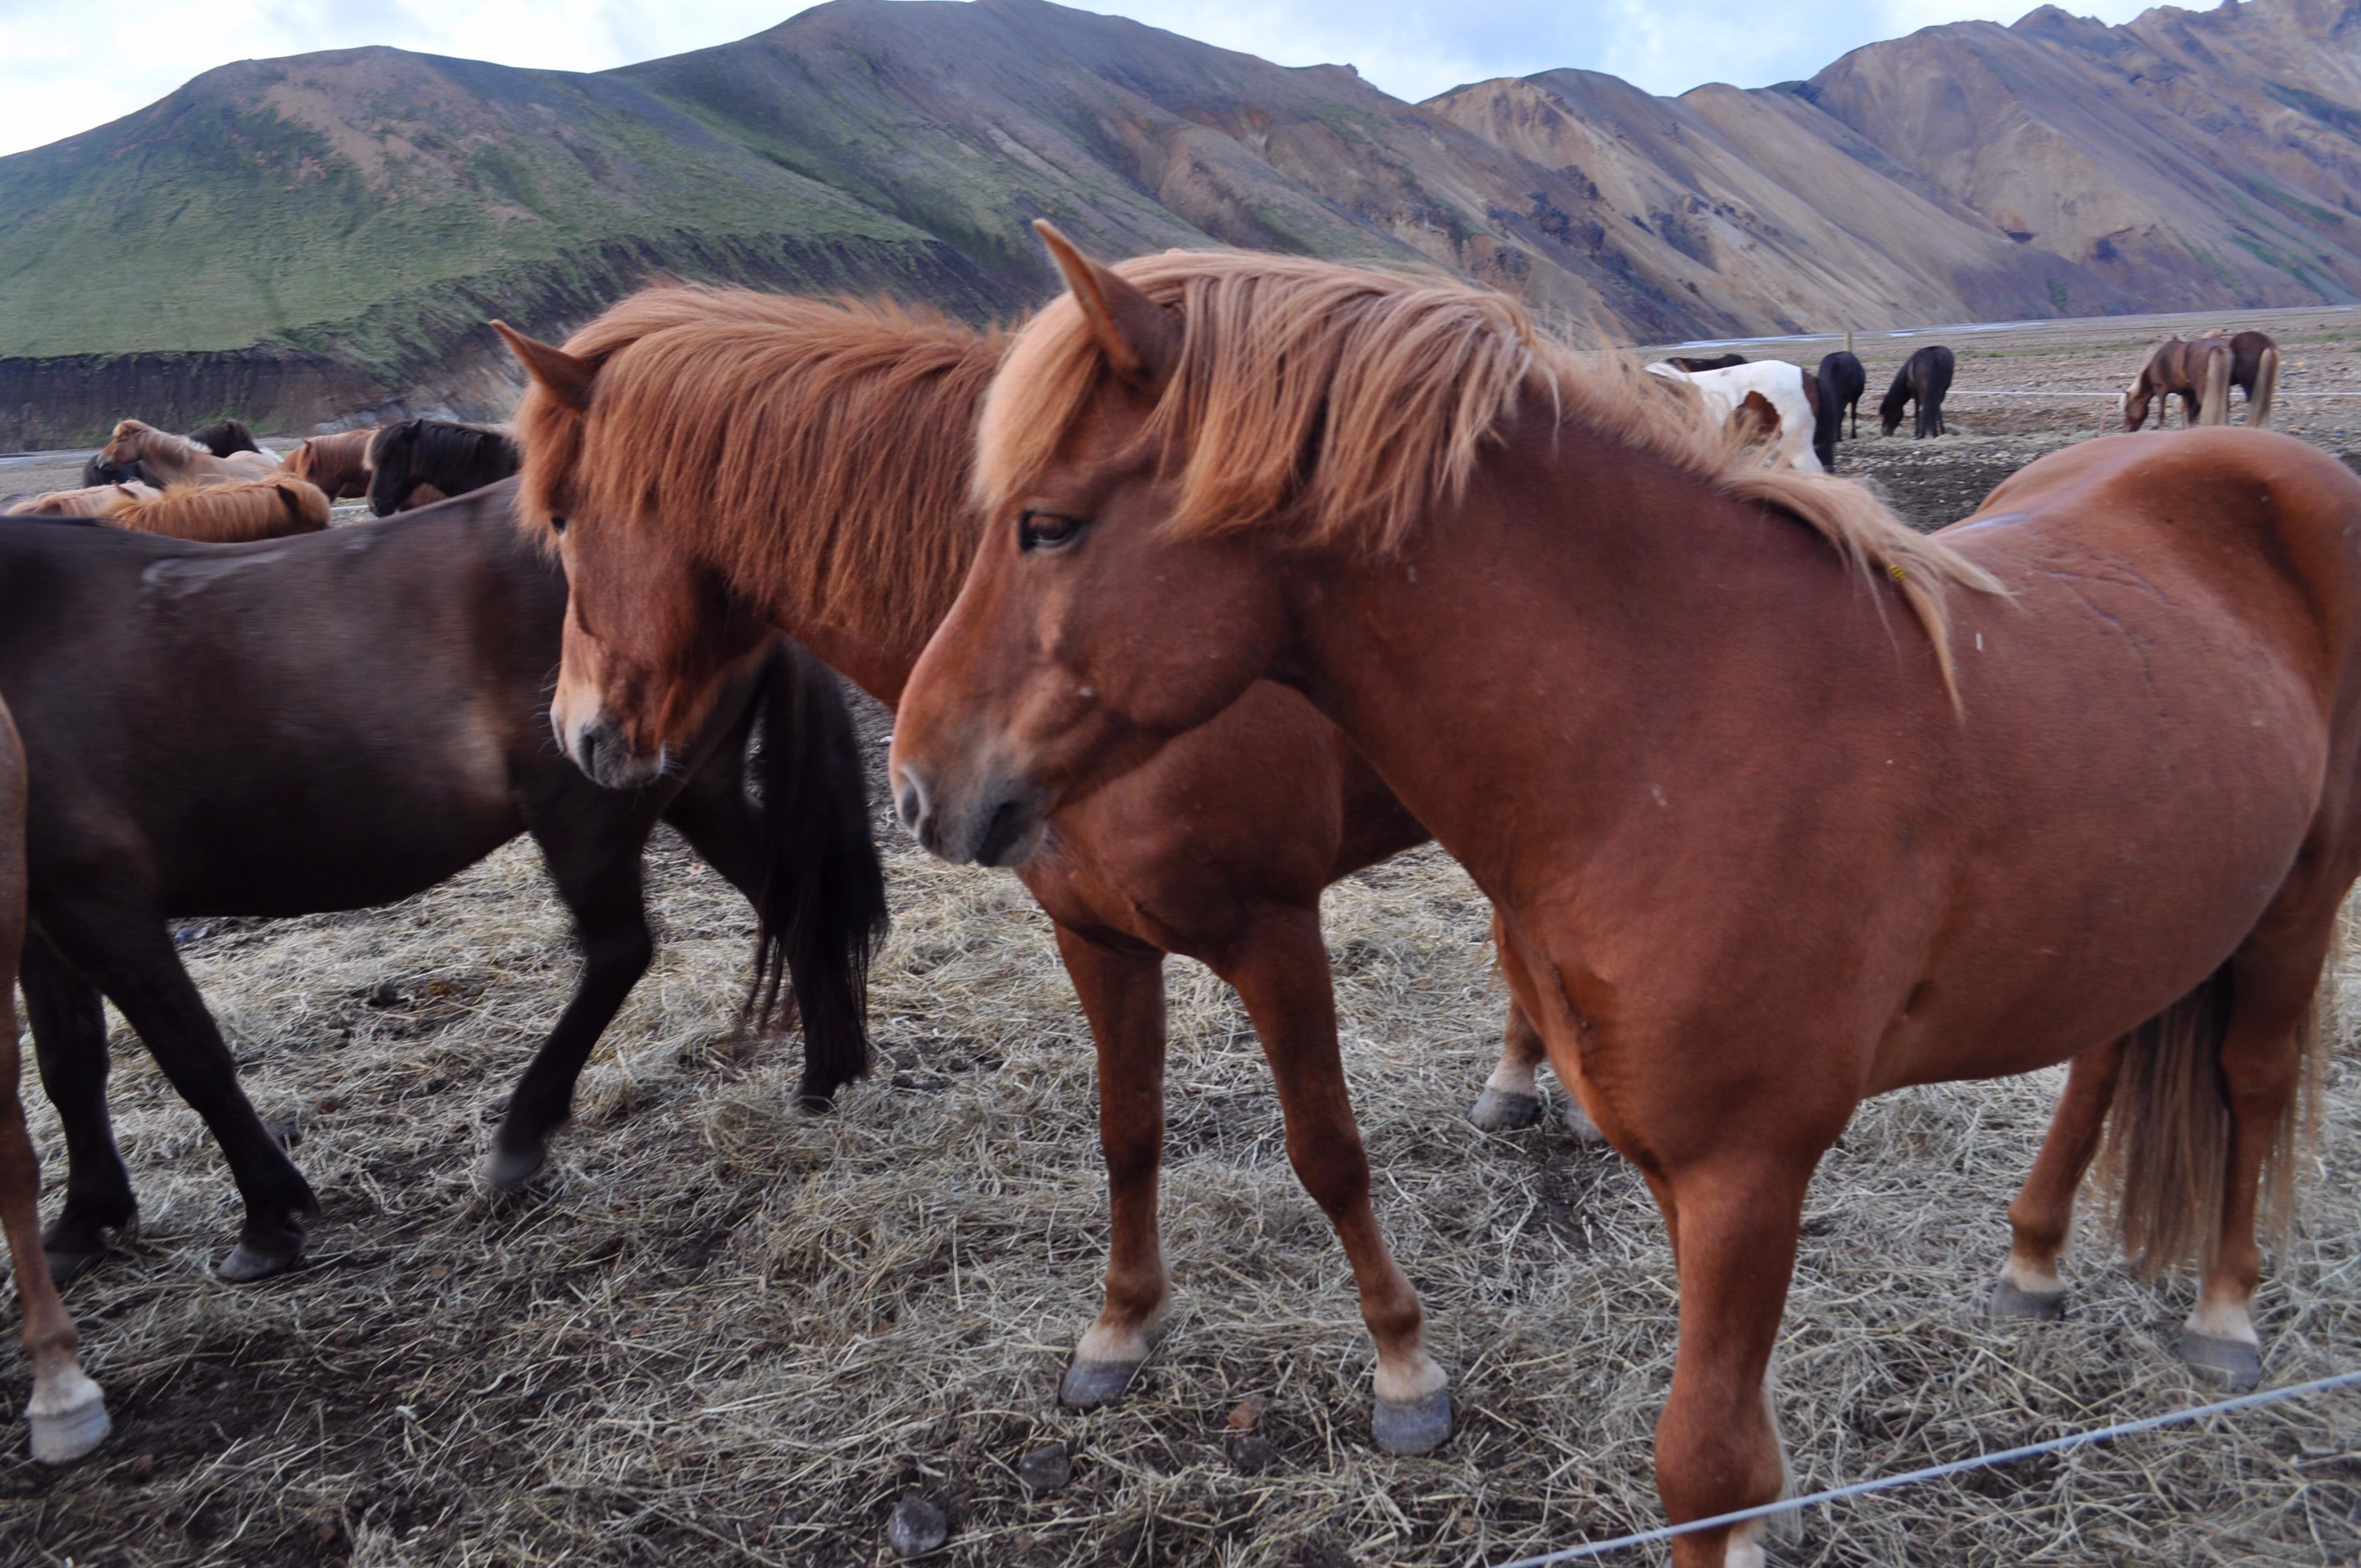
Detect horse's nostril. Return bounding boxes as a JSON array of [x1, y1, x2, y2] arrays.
[[895, 774, 927, 831]]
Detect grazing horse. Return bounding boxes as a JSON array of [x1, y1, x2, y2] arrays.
[[4, 483, 157, 518], [1814, 351, 1865, 469], [280, 428, 377, 500], [366, 419, 519, 515], [107, 473, 331, 542], [1645, 360, 1825, 473], [0, 695, 110, 1463], [889, 231, 2361, 1567], [0, 486, 885, 1282], [96, 420, 278, 486], [1666, 353, 1748, 372], [488, 285, 1588, 1454], [1879, 344, 1954, 437], [2124, 336, 2233, 430]]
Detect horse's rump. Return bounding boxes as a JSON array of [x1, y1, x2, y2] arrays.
[[110, 473, 330, 541], [7, 483, 156, 518], [282, 429, 376, 499], [187, 419, 261, 458]]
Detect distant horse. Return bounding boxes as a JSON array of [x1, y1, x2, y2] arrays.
[[96, 420, 278, 486], [0, 694, 110, 1464], [490, 284, 1584, 1456], [2124, 336, 2235, 430], [108, 473, 330, 542], [1645, 359, 1825, 472], [1814, 350, 1866, 469], [280, 428, 376, 499], [890, 232, 2361, 1566], [2185, 329, 2281, 427], [1666, 352, 1748, 372], [80, 418, 260, 487], [366, 419, 519, 515], [0, 485, 886, 1283], [4, 483, 157, 518], [1880, 344, 1954, 437]]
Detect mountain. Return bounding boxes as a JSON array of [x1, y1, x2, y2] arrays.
[[1, 0, 2355, 445]]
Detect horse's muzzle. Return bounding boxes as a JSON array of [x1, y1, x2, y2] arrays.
[[894, 762, 1046, 868], [564, 714, 668, 792]]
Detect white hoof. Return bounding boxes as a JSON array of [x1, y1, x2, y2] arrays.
[[29, 1387, 110, 1464]]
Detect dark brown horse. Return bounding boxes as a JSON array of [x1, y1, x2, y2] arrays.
[[890, 231, 2361, 1566], [2124, 335, 2234, 429], [487, 287, 1580, 1454], [1813, 350, 1865, 469], [1879, 343, 1954, 437], [0, 694, 110, 1463], [280, 428, 376, 500], [366, 420, 519, 515], [0, 487, 884, 1283]]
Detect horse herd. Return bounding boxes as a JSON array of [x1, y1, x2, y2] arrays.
[[0, 240, 2351, 1568]]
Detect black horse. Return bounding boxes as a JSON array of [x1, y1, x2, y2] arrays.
[[0, 481, 886, 1283], [81, 417, 263, 486], [1812, 351, 1865, 470], [367, 420, 521, 515], [1879, 345, 1954, 439]]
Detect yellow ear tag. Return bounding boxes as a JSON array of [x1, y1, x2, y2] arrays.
[[1887, 563, 1908, 582]]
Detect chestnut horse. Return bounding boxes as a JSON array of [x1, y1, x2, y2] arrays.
[[108, 473, 331, 541], [96, 420, 278, 486], [491, 287, 1582, 1454], [0, 695, 110, 1463], [3, 482, 157, 518], [890, 231, 2361, 1566], [2124, 335, 2235, 429], [281, 428, 376, 500]]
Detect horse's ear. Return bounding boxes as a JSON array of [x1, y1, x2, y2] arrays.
[[1033, 220, 1177, 389], [492, 320, 595, 412]]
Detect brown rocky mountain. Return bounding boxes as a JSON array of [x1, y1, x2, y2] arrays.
[[0, 0, 2354, 443]]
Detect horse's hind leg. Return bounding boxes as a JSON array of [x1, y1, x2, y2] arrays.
[[1989, 1039, 2124, 1321], [0, 1004, 107, 1461], [483, 823, 653, 1189], [1053, 922, 1172, 1409], [1470, 910, 1602, 1137], [1213, 904, 1448, 1455], [20, 940, 137, 1282]]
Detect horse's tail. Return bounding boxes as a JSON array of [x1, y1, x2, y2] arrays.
[[2101, 956, 2327, 1276], [2249, 345, 2278, 428], [2199, 347, 2233, 427], [746, 639, 889, 1109]]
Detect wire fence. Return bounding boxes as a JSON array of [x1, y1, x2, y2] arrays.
[[1491, 1368, 2361, 1567]]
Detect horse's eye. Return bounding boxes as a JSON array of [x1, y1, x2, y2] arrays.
[[548, 515, 569, 536], [1018, 511, 1085, 552]]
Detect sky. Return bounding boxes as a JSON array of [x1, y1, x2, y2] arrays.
[[0, 0, 2161, 159]]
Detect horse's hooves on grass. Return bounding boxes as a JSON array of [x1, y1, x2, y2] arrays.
[[481, 1144, 548, 1191], [1373, 1390, 1452, 1456], [2181, 1330, 2261, 1392], [216, 1242, 302, 1284], [1467, 1089, 1542, 1133], [1986, 1279, 2068, 1322], [29, 1393, 110, 1465], [1059, 1357, 1144, 1409]]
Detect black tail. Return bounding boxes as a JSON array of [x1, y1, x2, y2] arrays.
[[748, 641, 890, 1108]]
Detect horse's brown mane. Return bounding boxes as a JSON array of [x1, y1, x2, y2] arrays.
[[978, 251, 2001, 693], [111, 473, 330, 541], [515, 286, 1007, 646]]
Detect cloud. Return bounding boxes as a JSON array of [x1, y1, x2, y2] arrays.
[[0, 0, 2158, 159]]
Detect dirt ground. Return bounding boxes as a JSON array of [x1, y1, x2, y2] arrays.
[[6, 310, 2361, 1567]]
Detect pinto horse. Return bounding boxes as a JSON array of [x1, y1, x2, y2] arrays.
[[367, 419, 519, 515], [0, 487, 884, 1281], [890, 230, 2361, 1567], [489, 286, 1589, 1454], [1878, 343, 1954, 437], [281, 428, 376, 500], [0, 695, 110, 1463], [1644, 360, 1824, 473]]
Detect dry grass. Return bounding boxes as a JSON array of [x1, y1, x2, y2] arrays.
[[1, 700, 2360, 1568]]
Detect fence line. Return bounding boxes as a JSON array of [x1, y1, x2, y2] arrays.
[[1490, 1368, 2361, 1567]]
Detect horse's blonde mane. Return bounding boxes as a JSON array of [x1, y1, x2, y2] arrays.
[[978, 251, 2001, 696], [515, 285, 1006, 648], [112, 473, 329, 541], [110, 418, 205, 465]]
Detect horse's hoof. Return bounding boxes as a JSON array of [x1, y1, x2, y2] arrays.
[[29, 1392, 110, 1465], [42, 1249, 103, 1287], [1059, 1357, 1144, 1409], [1987, 1279, 2068, 1322], [1372, 1389, 1452, 1456], [1562, 1100, 1608, 1144], [2181, 1331, 2261, 1392], [481, 1143, 547, 1191], [1467, 1088, 1542, 1133], [216, 1241, 302, 1284]]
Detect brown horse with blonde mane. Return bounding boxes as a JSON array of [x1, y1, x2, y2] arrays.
[[889, 228, 2361, 1566], [280, 428, 376, 500], [97, 420, 278, 486], [491, 284, 1597, 1455], [109, 473, 331, 542], [3, 482, 158, 518], [2123, 334, 2237, 429]]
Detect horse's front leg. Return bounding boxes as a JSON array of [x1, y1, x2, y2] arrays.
[[1212, 905, 1449, 1454], [1052, 922, 1172, 1407]]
